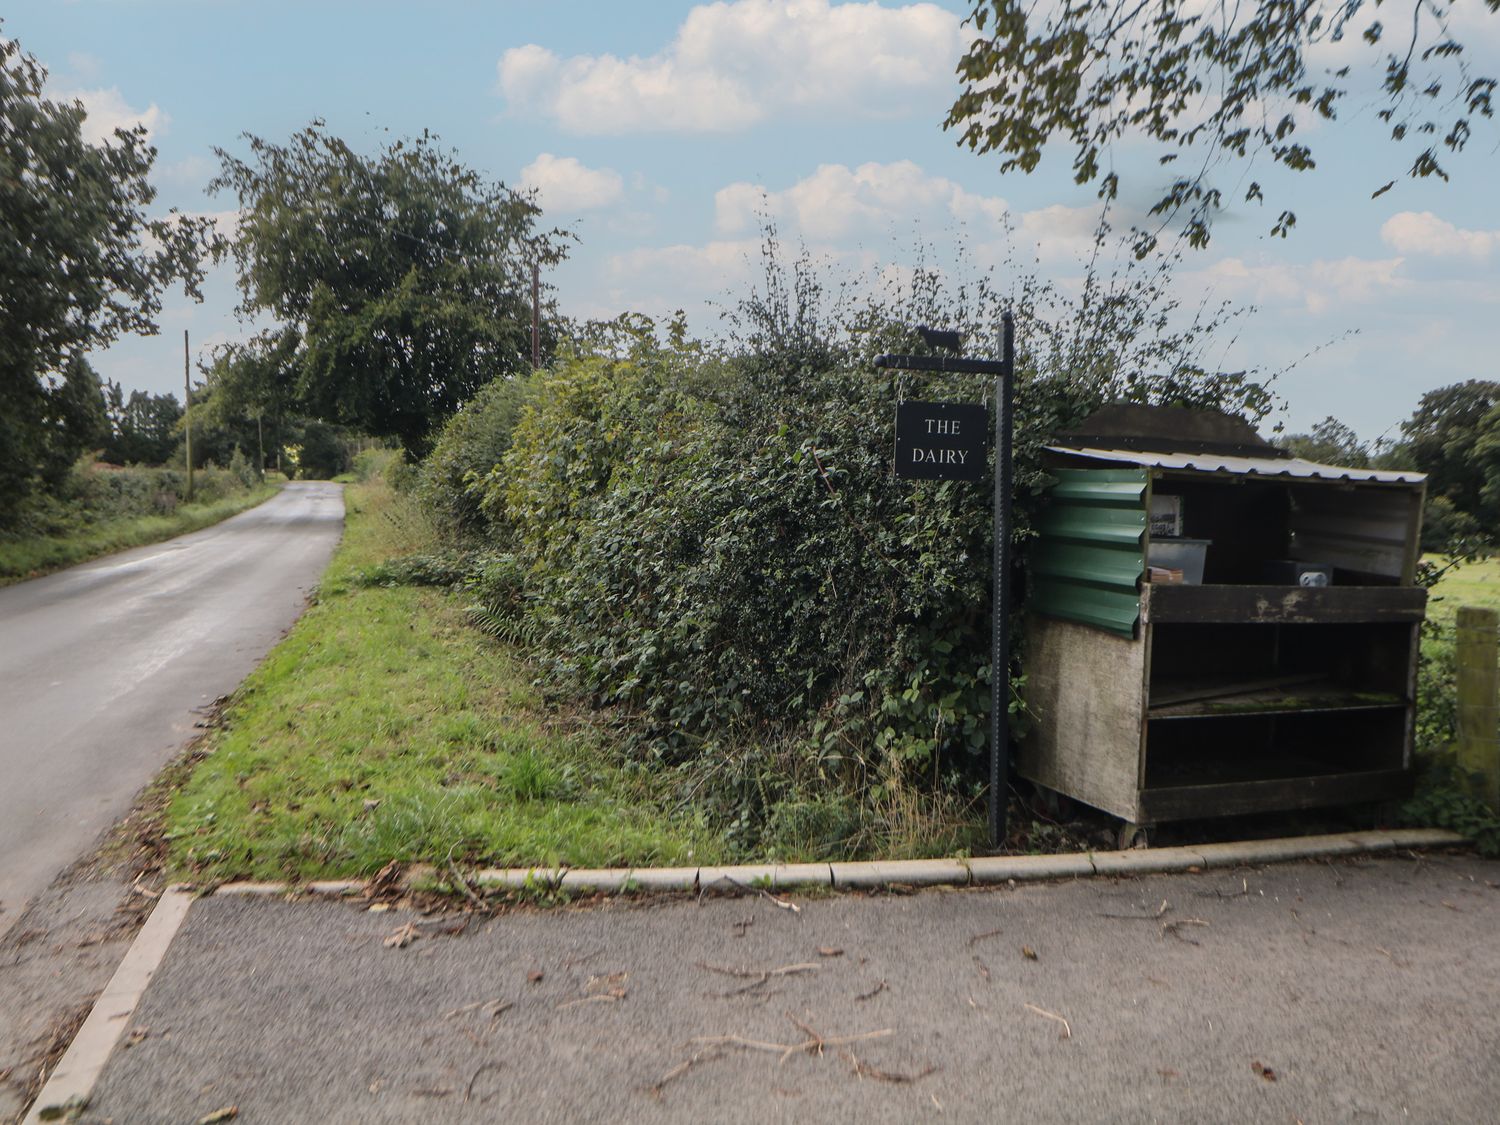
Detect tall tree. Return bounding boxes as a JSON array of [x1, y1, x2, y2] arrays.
[[102, 383, 184, 465], [1278, 416, 1371, 467], [0, 28, 220, 525], [198, 330, 300, 471], [1398, 379, 1500, 518], [211, 124, 570, 458], [39, 357, 111, 487], [946, 1, 1499, 255]]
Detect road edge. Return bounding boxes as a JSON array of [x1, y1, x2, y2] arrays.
[[20, 887, 194, 1125]]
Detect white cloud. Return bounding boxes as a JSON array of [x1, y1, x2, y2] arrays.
[[498, 0, 964, 134], [519, 153, 624, 212], [716, 161, 1010, 241], [57, 86, 168, 145], [1187, 255, 1407, 315], [604, 238, 763, 294], [713, 160, 1107, 265], [1381, 211, 1497, 260]]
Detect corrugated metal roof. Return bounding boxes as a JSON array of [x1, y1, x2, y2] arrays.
[[1046, 446, 1426, 485], [1030, 468, 1146, 638]]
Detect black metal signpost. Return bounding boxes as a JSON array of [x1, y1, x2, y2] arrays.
[[876, 313, 1015, 848]]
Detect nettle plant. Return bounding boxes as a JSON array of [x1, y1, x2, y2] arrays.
[[456, 228, 1274, 850]]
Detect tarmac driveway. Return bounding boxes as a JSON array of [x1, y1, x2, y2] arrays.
[[82, 851, 1500, 1123]]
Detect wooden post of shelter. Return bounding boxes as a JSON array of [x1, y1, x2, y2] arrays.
[[1455, 605, 1500, 809]]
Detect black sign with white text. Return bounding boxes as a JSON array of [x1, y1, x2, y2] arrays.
[[893, 399, 987, 481]]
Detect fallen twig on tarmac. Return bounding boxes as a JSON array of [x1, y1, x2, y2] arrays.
[[442, 998, 512, 1020], [698, 960, 819, 996], [855, 979, 887, 1001], [560, 947, 604, 968], [693, 1013, 893, 1065], [1099, 899, 1170, 921], [1023, 1002, 1072, 1039], [967, 927, 1004, 946], [648, 1046, 727, 1098], [649, 1015, 899, 1100], [465, 1062, 503, 1103], [842, 1051, 939, 1084], [761, 890, 801, 913], [1161, 918, 1210, 945], [1198, 878, 1249, 899], [558, 971, 629, 1008]]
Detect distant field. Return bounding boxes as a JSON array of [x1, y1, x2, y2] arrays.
[[1427, 554, 1500, 623]]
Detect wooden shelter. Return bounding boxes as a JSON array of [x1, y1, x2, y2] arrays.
[[1019, 407, 1428, 837]]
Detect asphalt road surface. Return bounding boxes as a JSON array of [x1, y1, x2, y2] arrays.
[[0, 482, 343, 938], [84, 853, 1500, 1124]]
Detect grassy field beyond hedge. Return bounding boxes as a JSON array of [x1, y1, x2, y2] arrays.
[[1428, 555, 1500, 622], [163, 477, 724, 884]]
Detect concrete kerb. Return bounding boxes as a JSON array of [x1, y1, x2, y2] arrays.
[[22, 886, 196, 1125], [830, 858, 973, 889], [216, 829, 1469, 904]]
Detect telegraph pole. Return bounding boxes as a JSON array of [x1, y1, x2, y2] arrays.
[[184, 330, 194, 502]]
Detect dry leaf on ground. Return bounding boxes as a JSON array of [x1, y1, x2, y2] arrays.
[[382, 923, 419, 949]]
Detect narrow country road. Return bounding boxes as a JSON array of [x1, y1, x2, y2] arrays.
[[0, 482, 344, 938]]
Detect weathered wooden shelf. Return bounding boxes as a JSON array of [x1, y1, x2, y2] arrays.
[[1148, 680, 1406, 720], [1140, 769, 1412, 821], [1147, 584, 1427, 625]]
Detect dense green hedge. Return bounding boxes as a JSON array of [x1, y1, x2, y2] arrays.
[[427, 251, 1271, 853], [4, 456, 260, 540]]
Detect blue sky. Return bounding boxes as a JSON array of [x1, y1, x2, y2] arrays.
[[9, 0, 1499, 442]]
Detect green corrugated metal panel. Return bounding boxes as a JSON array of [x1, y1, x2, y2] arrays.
[[1030, 468, 1146, 637], [1030, 580, 1144, 636]]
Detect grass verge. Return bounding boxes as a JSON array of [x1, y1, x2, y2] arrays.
[[0, 483, 282, 584], [163, 477, 724, 884]]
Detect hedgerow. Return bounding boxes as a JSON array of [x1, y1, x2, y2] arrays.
[[441, 234, 1273, 855]]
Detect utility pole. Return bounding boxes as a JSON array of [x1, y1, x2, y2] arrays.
[[184, 329, 194, 502], [531, 260, 540, 370]]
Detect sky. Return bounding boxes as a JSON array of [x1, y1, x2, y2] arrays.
[[8, 0, 1500, 443]]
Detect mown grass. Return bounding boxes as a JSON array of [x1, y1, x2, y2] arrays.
[[1427, 554, 1500, 624], [0, 483, 281, 584], [164, 477, 724, 884]]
